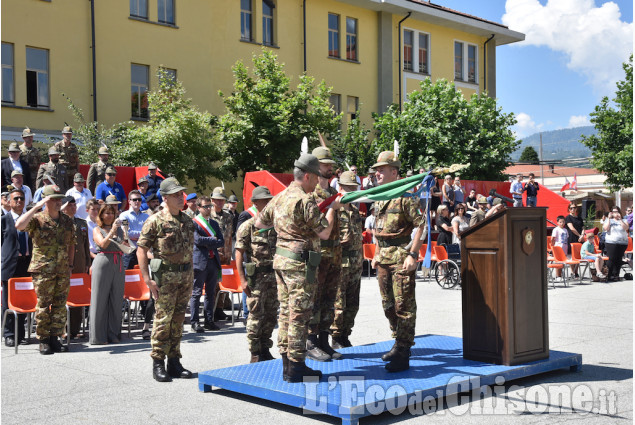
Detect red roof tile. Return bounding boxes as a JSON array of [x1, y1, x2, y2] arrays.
[[505, 164, 602, 178], [406, 0, 510, 29]]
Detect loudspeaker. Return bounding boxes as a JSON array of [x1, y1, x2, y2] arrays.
[[581, 199, 596, 220]]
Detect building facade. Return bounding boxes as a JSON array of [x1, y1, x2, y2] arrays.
[[1, 0, 524, 141]]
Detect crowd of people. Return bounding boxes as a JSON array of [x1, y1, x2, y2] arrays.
[[1, 126, 632, 384]]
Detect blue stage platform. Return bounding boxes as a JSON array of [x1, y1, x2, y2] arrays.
[[199, 335, 582, 425]]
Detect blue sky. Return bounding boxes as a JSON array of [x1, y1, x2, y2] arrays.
[[440, 0, 633, 139]]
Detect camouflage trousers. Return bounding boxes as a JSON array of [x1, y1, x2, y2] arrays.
[[308, 256, 341, 335], [150, 269, 193, 360], [331, 253, 363, 338], [246, 272, 278, 354], [376, 263, 417, 348], [32, 273, 70, 340], [275, 268, 316, 363]]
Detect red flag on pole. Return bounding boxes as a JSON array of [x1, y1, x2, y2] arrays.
[[560, 177, 570, 192], [571, 173, 578, 190]]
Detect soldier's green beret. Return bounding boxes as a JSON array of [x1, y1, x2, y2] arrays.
[[251, 186, 273, 201], [211, 187, 227, 200], [22, 127, 36, 138], [160, 177, 186, 195], [42, 185, 65, 199], [62, 126, 73, 134], [339, 171, 358, 187], [312, 146, 336, 164], [106, 166, 117, 174], [98, 147, 109, 155], [73, 173, 85, 183], [294, 154, 321, 176], [8, 142, 20, 152], [48, 147, 60, 155], [372, 151, 401, 169], [227, 194, 239, 203], [105, 194, 121, 205]]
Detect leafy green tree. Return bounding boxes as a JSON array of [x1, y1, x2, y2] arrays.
[[373, 79, 519, 180], [216, 50, 341, 178], [581, 55, 633, 191], [330, 111, 376, 174], [111, 68, 224, 191], [518, 146, 540, 164]]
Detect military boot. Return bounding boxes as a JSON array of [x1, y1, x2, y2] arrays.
[[306, 334, 330, 361], [284, 360, 323, 383], [381, 342, 411, 361], [167, 357, 193, 379], [331, 335, 347, 350], [250, 353, 261, 363], [281, 353, 290, 381], [153, 359, 172, 382], [39, 338, 53, 355], [49, 336, 69, 353], [342, 335, 353, 348], [260, 348, 275, 361], [385, 346, 410, 372], [319, 331, 342, 359]]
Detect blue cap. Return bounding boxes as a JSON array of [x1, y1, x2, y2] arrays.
[[186, 193, 197, 201]]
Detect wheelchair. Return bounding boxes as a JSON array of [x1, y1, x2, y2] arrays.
[[433, 244, 461, 289]]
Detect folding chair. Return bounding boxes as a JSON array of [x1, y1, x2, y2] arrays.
[[551, 246, 578, 287], [66, 273, 91, 346], [570, 243, 589, 284], [2, 277, 37, 354], [214, 264, 242, 326], [362, 244, 376, 278], [124, 269, 150, 337]]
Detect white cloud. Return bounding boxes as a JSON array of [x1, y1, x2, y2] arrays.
[[568, 115, 591, 127], [513, 112, 544, 138], [502, 0, 633, 95]]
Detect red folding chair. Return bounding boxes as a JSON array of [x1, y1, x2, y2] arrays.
[[214, 264, 242, 326], [124, 269, 150, 336], [2, 277, 37, 354], [66, 273, 91, 346], [551, 246, 578, 287]]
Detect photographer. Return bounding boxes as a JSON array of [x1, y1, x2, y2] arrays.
[[603, 206, 629, 282]]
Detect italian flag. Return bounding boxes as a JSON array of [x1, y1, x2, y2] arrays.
[[340, 172, 434, 204]]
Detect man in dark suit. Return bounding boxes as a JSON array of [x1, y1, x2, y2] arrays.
[[1, 143, 32, 191], [1, 188, 32, 346], [190, 195, 224, 333]]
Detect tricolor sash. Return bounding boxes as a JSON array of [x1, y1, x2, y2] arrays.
[[246, 205, 258, 217], [193, 214, 217, 258]]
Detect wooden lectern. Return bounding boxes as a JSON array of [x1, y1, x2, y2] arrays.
[[460, 207, 549, 366]]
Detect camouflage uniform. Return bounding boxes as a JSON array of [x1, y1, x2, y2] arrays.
[[54, 141, 79, 189], [26, 212, 76, 340], [235, 217, 278, 354], [309, 183, 341, 335], [210, 208, 233, 265], [331, 203, 363, 339], [259, 181, 328, 363], [36, 161, 69, 193], [86, 159, 113, 195], [374, 197, 424, 348], [19, 143, 41, 192], [184, 208, 196, 218], [137, 208, 195, 361]]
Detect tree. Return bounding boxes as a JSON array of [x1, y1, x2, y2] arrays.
[[330, 111, 376, 174], [518, 146, 540, 164], [216, 50, 341, 178], [110, 68, 224, 191], [581, 55, 633, 192], [373, 79, 519, 181]]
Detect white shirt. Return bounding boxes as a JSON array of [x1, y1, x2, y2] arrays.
[[66, 186, 93, 220], [12, 185, 32, 213], [9, 158, 23, 173], [330, 178, 340, 191], [87, 217, 98, 254]]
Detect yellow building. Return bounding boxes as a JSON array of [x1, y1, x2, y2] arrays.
[[1, 0, 524, 143]]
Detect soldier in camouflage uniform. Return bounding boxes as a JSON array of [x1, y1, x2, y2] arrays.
[[371, 151, 426, 372], [87, 146, 113, 195], [235, 186, 277, 363], [15, 185, 76, 355], [307, 146, 342, 361], [137, 177, 195, 382], [256, 154, 339, 383], [210, 187, 234, 320], [36, 147, 69, 193], [54, 126, 80, 190], [330, 171, 364, 349], [19, 127, 41, 193]]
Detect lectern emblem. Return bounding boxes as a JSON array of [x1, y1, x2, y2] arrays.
[[521, 227, 535, 255]]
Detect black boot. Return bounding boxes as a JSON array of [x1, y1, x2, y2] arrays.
[[260, 348, 275, 361], [39, 338, 53, 355], [306, 334, 331, 361], [281, 353, 290, 381], [153, 359, 172, 382], [331, 335, 347, 350], [342, 335, 353, 348], [214, 308, 228, 321], [167, 357, 193, 379], [49, 336, 69, 353], [285, 359, 323, 383], [381, 342, 410, 361], [385, 346, 410, 372], [319, 332, 342, 359]]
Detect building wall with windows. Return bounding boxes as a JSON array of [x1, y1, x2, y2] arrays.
[[1, 0, 523, 143]]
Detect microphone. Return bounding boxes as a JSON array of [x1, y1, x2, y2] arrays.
[[488, 189, 514, 205]]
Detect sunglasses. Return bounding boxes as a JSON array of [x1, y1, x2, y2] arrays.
[[130, 198, 142, 202], [199, 205, 212, 209], [106, 173, 116, 176], [12, 196, 25, 201]]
